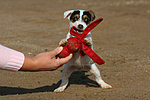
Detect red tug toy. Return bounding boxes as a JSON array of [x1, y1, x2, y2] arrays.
[[57, 18, 105, 65]]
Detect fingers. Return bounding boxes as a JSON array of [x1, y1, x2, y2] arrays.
[[56, 53, 72, 66], [47, 47, 73, 70], [49, 47, 63, 57]]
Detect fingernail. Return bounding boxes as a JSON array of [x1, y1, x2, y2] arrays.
[[69, 53, 73, 57], [58, 46, 63, 53]]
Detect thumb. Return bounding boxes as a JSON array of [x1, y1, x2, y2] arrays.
[[49, 47, 63, 57]]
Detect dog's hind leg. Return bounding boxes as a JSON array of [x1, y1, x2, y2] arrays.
[[88, 64, 112, 89], [54, 64, 77, 92]]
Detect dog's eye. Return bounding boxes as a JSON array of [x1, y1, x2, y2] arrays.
[[71, 17, 78, 22], [73, 17, 78, 21], [84, 18, 88, 22], [84, 18, 90, 24]]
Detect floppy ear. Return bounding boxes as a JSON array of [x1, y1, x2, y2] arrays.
[[89, 10, 96, 21], [64, 10, 74, 19]]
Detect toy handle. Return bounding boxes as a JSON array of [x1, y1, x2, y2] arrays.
[[81, 18, 103, 38]]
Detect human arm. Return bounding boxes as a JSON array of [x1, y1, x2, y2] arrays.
[[19, 47, 72, 71], [0, 45, 25, 71], [0, 45, 72, 72]]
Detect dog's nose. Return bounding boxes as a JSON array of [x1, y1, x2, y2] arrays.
[[78, 24, 83, 29]]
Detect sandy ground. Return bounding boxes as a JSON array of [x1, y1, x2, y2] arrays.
[[0, 0, 150, 100]]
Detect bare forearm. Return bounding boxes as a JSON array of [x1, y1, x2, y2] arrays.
[[0, 45, 72, 72], [19, 56, 36, 71], [19, 47, 72, 72]]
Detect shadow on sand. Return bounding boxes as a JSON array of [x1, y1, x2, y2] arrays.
[[0, 71, 100, 96]]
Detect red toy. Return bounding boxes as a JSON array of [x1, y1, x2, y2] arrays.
[[57, 18, 105, 65]]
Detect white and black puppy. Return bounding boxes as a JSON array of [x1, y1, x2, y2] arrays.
[[54, 10, 112, 92]]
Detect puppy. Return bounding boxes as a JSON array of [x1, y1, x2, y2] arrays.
[[54, 10, 112, 92]]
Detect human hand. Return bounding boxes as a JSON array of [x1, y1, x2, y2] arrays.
[[19, 47, 72, 71]]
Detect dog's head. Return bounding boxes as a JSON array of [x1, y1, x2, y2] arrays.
[[64, 10, 95, 33]]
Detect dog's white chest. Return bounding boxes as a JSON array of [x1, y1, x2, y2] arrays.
[[69, 51, 92, 68]]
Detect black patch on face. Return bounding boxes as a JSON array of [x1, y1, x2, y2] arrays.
[[82, 11, 92, 24], [70, 10, 80, 23]]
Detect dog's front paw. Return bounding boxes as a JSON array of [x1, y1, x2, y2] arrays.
[[59, 39, 68, 46], [84, 38, 93, 46]]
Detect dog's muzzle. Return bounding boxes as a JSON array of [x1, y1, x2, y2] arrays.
[[73, 26, 83, 33], [78, 24, 83, 30]]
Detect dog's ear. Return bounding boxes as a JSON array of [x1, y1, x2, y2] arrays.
[[89, 10, 96, 21], [64, 10, 74, 19]]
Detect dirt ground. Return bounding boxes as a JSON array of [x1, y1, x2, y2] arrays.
[[0, 0, 150, 100]]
